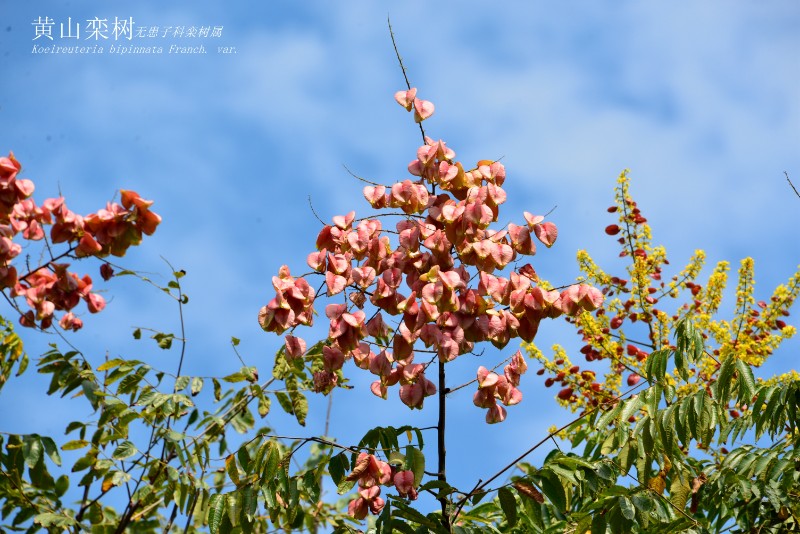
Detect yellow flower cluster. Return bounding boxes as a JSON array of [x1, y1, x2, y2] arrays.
[[525, 170, 800, 435]]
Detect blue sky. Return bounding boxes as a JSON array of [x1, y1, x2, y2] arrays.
[[1, 0, 799, 517]]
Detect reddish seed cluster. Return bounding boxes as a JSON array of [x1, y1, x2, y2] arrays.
[[345, 452, 417, 520], [257, 266, 315, 335], [540, 359, 601, 404], [258, 89, 603, 420], [473, 350, 527, 423], [0, 152, 160, 330]]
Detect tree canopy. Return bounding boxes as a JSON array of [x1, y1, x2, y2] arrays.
[[1, 66, 799, 534]]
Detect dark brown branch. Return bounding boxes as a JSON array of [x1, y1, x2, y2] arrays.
[[437, 359, 451, 532], [451, 381, 648, 522]]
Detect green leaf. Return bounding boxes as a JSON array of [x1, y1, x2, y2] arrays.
[[620, 395, 643, 425], [336, 477, 356, 495], [275, 391, 294, 416], [631, 492, 655, 513], [405, 446, 425, 487], [669, 475, 691, 510], [132, 328, 141, 339], [175, 375, 190, 391], [97, 358, 126, 372], [81, 380, 101, 410], [152, 332, 175, 350], [237, 446, 251, 474], [111, 441, 137, 460], [40, 436, 61, 466], [418, 479, 453, 497], [258, 395, 271, 417], [225, 455, 240, 486], [591, 511, 607, 534], [645, 349, 669, 382], [226, 492, 241, 527], [644, 384, 662, 420], [54, 474, 69, 497], [272, 350, 289, 380], [538, 471, 567, 514], [61, 439, 89, 451], [242, 485, 257, 522], [223, 372, 246, 383], [391, 499, 438, 529], [72, 449, 98, 472], [675, 349, 688, 382], [619, 496, 636, 520], [111, 470, 132, 487], [191, 376, 204, 396], [303, 470, 321, 503], [376, 500, 392, 534], [289, 390, 308, 427], [735, 359, 756, 403], [328, 452, 348, 485], [596, 401, 623, 431], [262, 441, 280, 481], [388, 450, 406, 466], [22, 435, 42, 469], [616, 442, 636, 475], [208, 493, 226, 534], [716, 357, 735, 403], [34, 512, 75, 528], [16, 353, 29, 376], [497, 487, 518, 527], [596, 462, 616, 481]]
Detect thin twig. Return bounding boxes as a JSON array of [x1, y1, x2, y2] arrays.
[[388, 17, 427, 144], [609, 457, 700, 528], [786, 171, 799, 198], [181, 491, 200, 534], [451, 381, 647, 522], [342, 164, 381, 186], [446, 353, 516, 395], [324, 390, 333, 437], [308, 195, 325, 225]]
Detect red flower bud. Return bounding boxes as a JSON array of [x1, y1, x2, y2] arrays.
[[557, 387, 573, 400]]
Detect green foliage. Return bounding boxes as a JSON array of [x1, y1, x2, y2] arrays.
[[0, 121, 798, 534], [0, 270, 356, 533], [0, 317, 25, 395], [3, 226, 800, 534], [446, 325, 800, 534]]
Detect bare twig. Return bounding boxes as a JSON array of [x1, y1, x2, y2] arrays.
[[324, 390, 333, 437], [451, 381, 648, 522], [388, 17, 427, 144], [786, 171, 799, 198], [308, 195, 325, 225], [342, 164, 381, 186]]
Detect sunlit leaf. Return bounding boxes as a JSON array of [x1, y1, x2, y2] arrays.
[[111, 441, 137, 461], [208, 493, 226, 534]]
